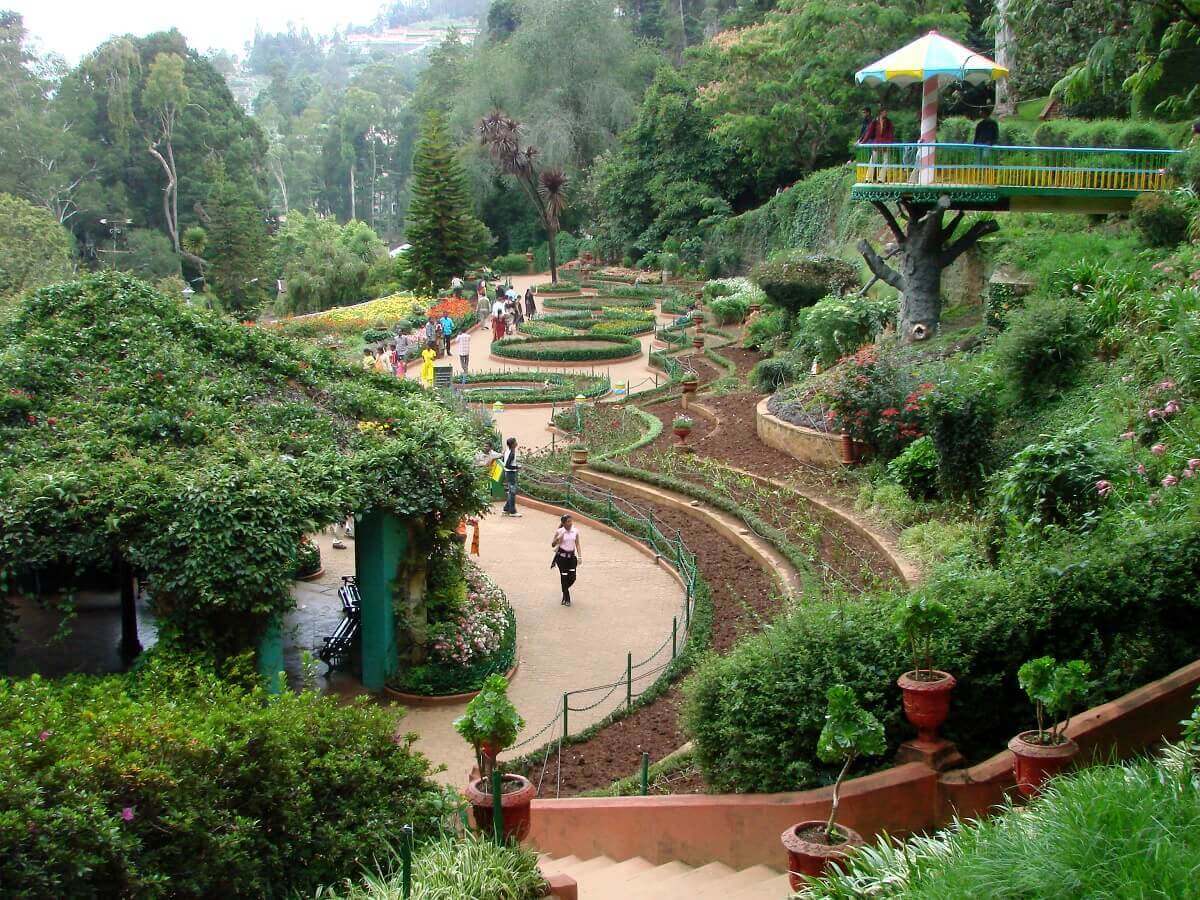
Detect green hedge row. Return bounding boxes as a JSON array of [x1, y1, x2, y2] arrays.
[[491, 334, 641, 362], [543, 296, 655, 312], [459, 371, 610, 404]]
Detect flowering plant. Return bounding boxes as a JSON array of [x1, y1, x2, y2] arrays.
[[821, 347, 930, 458], [426, 296, 471, 321], [428, 564, 512, 668]]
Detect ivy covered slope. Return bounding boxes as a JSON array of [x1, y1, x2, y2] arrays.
[[0, 273, 488, 655]]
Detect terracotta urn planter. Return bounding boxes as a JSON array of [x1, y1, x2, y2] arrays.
[[672, 425, 692, 449], [692, 336, 704, 349], [1008, 732, 1079, 798], [839, 433, 864, 466], [466, 773, 537, 842], [692, 313, 705, 325], [570, 447, 589, 467], [681, 378, 699, 395], [781, 821, 864, 889], [897, 670, 956, 744]]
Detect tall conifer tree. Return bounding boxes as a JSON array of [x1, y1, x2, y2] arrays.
[[405, 112, 486, 295]]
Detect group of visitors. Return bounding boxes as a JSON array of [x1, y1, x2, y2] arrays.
[[858, 105, 1001, 183], [486, 284, 538, 342]]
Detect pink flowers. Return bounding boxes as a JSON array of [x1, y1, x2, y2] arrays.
[[1189, 459, 1200, 471], [1147, 408, 1162, 420], [1095, 480, 1113, 498], [1120, 431, 1136, 441], [1162, 475, 1178, 488], [1137, 463, 1148, 475], [1151, 443, 1166, 456], [38, 730, 50, 742], [121, 807, 135, 822], [1165, 400, 1181, 415]]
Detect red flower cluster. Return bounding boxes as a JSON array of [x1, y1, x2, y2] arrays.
[[426, 297, 471, 321]]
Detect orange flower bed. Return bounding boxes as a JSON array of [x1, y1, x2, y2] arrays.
[[427, 297, 471, 321]]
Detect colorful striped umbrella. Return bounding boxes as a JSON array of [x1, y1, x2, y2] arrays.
[[855, 31, 1008, 185]]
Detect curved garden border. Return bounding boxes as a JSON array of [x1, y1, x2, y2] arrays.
[[459, 371, 610, 405], [491, 334, 642, 365], [384, 658, 521, 707]]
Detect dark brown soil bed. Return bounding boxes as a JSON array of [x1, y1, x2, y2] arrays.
[[631, 400, 716, 458], [515, 486, 781, 797], [716, 345, 763, 378], [630, 392, 901, 592]]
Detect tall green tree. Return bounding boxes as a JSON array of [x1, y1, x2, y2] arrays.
[[203, 170, 270, 315], [0, 193, 75, 301], [405, 112, 488, 294]]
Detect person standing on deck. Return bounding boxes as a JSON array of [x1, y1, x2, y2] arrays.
[[863, 108, 895, 182]]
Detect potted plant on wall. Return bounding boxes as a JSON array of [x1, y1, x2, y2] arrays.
[[455, 674, 534, 841], [781, 685, 885, 888], [893, 596, 956, 745], [1009, 656, 1091, 797], [672, 414, 694, 449]]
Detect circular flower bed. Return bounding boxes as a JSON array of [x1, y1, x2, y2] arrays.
[[459, 371, 609, 404], [492, 334, 641, 363], [388, 563, 517, 697]]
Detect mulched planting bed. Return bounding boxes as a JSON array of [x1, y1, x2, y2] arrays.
[[630, 400, 716, 459], [718, 345, 764, 378], [515, 490, 780, 797]]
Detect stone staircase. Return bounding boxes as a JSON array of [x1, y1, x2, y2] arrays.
[[539, 854, 793, 899]]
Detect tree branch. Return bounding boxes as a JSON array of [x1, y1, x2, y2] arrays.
[[940, 218, 1000, 267], [857, 239, 905, 291], [941, 210, 964, 242], [870, 201, 906, 246]]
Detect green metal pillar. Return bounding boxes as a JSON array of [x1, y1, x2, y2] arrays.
[[355, 508, 405, 691], [256, 616, 285, 694]]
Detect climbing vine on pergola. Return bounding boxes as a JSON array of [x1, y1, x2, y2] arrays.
[[0, 273, 489, 658]]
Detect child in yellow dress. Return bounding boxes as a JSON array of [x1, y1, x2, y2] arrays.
[[419, 344, 437, 388]]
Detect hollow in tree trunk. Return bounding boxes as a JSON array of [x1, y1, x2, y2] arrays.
[[858, 198, 998, 342]]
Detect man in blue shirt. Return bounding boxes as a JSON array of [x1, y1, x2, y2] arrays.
[[439, 313, 454, 356]]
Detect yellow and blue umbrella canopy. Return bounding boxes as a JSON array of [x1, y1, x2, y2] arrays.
[[855, 30, 1007, 87]]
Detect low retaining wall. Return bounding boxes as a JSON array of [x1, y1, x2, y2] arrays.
[[529, 656, 1200, 870], [755, 397, 843, 468]]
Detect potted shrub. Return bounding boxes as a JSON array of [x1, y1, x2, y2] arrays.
[[672, 414, 694, 450], [782, 685, 885, 888], [681, 374, 699, 395], [454, 674, 535, 841], [1009, 656, 1091, 797], [892, 596, 956, 745]]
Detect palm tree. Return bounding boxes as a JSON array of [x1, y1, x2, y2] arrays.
[[478, 110, 569, 283]]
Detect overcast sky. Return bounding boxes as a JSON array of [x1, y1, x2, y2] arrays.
[[13, 0, 385, 62]]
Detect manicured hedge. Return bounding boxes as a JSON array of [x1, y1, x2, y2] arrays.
[[0, 653, 442, 896], [683, 514, 1200, 793], [459, 371, 610, 404], [534, 281, 582, 294], [543, 296, 655, 312], [491, 334, 641, 362], [591, 319, 655, 337]]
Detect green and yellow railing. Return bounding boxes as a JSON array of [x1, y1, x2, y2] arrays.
[[853, 142, 1180, 196]]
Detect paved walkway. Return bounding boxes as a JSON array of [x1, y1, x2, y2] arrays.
[[284, 273, 687, 783]]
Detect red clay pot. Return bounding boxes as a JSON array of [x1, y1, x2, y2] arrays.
[[692, 336, 704, 349], [897, 670, 956, 744], [570, 447, 588, 467], [1008, 731, 1079, 798], [781, 821, 864, 889], [466, 773, 536, 842], [681, 378, 699, 395]]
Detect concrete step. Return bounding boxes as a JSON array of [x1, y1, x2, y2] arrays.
[[691, 864, 786, 898], [542, 853, 790, 900]]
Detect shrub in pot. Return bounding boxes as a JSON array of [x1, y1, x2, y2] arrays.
[[782, 685, 885, 888], [1009, 657, 1091, 797], [454, 674, 534, 841], [892, 596, 956, 744], [673, 414, 694, 449]]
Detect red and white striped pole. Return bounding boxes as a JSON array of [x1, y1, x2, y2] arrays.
[[919, 75, 939, 184]]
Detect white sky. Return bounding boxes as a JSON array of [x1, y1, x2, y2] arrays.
[[13, 0, 386, 62]]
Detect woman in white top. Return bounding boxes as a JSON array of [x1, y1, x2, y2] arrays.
[[551, 514, 582, 606]]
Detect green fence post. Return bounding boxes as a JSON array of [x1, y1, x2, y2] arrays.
[[626, 652, 632, 709], [491, 769, 504, 844], [562, 693, 569, 740], [672, 616, 677, 659], [401, 824, 414, 899], [685, 587, 692, 629], [641, 752, 650, 796]]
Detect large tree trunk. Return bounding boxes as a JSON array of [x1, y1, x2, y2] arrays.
[[859, 200, 999, 342], [994, 0, 1016, 117], [547, 227, 559, 284]]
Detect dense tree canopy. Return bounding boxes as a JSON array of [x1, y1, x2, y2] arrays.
[[0, 194, 75, 302], [0, 273, 487, 655]]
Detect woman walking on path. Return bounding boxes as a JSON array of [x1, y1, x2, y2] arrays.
[[501, 436, 521, 517], [454, 330, 471, 380], [419, 343, 437, 388], [524, 287, 537, 320], [551, 514, 582, 606]]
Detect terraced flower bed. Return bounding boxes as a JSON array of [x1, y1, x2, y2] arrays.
[[491, 334, 642, 362], [458, 371, 610, 404]]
